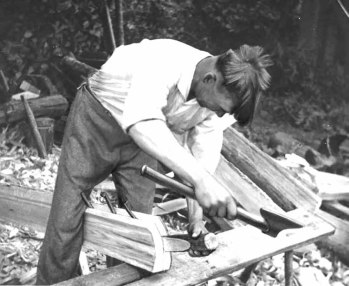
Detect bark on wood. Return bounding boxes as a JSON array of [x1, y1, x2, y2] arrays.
[[0, 94, 68, 126], [222, 127, 321, 212], [21, 95, 47, 158]]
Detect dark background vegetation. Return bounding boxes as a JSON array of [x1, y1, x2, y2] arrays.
[[1, 0, 349, 145]]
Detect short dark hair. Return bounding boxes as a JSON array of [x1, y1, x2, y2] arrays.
[[216, 45, 272, 126]]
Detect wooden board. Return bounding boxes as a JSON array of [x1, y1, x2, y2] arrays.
[[58, 209, 334, 286], [222, 127, 321, 212], [0, 184, 52, 232], [321, 201, 349, 220], [54, 263, 145, 286], [312, 169, 349, 201], [126, 210, 334, 286], [83, 207, 171, 273]]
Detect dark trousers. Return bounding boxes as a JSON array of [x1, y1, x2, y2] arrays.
[[36, 85, 156, 285]]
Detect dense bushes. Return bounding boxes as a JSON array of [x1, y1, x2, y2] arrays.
[[0, 0, 348, 132]]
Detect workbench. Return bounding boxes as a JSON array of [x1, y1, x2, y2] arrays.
[[55, 208, 334, 286]]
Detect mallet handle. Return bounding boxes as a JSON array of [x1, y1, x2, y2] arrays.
[[140, 165, 268, 232]]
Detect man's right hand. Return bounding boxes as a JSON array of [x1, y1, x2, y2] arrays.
[[193, 175, 237, 220], [129, 120, 237, 220]]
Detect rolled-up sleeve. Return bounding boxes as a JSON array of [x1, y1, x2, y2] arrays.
[[122, 71, 169, 132], [187, 114, 236, 174]]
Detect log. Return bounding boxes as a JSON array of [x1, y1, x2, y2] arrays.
[[0, 94, 68, 126], [60, 56, 97, 77], [222, 127, 321, 212], [83, 207, 171, 273]]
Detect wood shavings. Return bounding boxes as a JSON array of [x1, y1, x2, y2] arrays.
[[0, 222, 41, 285]]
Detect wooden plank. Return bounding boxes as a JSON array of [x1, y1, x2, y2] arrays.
[[0, 184, 52, 232], [316, 171, 349, 201], [57, 210, 334, 286], [54, 264, 146, 286], [152, 198, 187, 216], [215, 157, 283, 216], [115, 210, 335, 286], [222, 127, 321, 212], [321, 201, 349, 220], [83, 208, 171, 273]]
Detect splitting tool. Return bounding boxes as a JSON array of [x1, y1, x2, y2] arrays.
[[140, 165, 304, 237]]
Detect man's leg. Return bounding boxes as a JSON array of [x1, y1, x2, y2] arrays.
[[114, 140, 157, 214], [36, 85, 132, 285], [106, 141, 157, 267]]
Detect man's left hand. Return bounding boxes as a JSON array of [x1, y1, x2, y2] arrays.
[[188, 220, 216, 257]]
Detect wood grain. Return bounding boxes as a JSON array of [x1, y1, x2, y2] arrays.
[[62, 209, 333, 286], [126, 210, 334, 286], [0, 184, 52, 232], [83, 207, 171, 273], [222, 127, 321, 212], [215, 157, 283, 216]]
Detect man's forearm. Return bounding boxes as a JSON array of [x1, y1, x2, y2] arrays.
[[128, 120, 210, 188]]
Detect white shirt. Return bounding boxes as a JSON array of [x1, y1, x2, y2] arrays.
[[89, 39, 235, 173]]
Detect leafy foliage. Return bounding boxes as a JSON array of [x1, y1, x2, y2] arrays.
[[0, 0, 348, 133]]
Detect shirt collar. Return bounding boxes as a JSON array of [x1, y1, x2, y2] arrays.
[[177, 51, 211, 100]]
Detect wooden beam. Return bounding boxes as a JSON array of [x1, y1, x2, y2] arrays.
[[315, 171, 349, 201], [215, 157, 283, 216], [0, 184, 52, 232], [54, 263, 147, 286], [83, 208, 171, 273], [222, 127, 321, 212], [321, 201, 349, 220]]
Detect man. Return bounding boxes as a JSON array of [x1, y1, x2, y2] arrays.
[[36, 39, 271, 284]]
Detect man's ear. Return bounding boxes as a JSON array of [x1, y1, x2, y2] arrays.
[[203, 72, 217, 84]]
